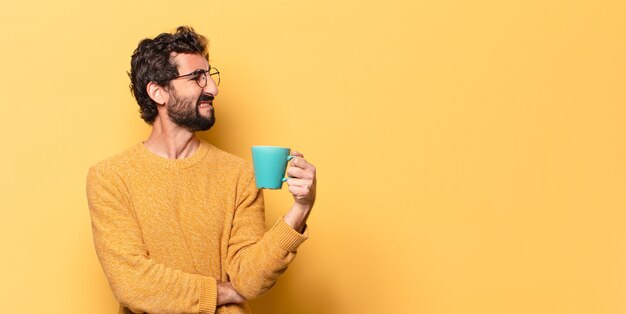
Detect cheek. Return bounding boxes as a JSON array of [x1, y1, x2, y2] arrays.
[[190, 92, 202, 105], [181, 94, 199, 107]]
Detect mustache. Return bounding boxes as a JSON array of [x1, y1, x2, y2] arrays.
[[198, 94, 214, 103]]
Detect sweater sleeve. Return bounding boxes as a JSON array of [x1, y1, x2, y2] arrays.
[[86, 166, 218, 314], [225, 165, 309, 300]]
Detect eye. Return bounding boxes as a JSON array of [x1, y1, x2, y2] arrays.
[[195, 70, 207, 82]]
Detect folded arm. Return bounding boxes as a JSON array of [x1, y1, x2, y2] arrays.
[[225, 165, 309, 300], [87, 166, 218, 314]]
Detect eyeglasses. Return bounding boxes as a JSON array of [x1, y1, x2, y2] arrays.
[[171, 66, 220, 88]]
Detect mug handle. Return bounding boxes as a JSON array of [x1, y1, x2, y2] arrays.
[[281, 155, 295, 182]]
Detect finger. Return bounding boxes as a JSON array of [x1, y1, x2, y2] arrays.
[[286, 178, 310, 187], [290, 150, 304, 158], [286, 166, 314, 180], [290, 156, 316, 172], [234, 291, 246, 304], [288, 184, 310, 196]]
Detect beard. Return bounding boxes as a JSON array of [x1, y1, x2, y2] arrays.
[[166, 91, 215, 132]]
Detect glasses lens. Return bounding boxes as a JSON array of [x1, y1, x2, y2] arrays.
[[196, 71, 208, 88], [209, 68, 220, 86]]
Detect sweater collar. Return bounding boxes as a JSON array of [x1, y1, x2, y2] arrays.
[[135, 139, 211, 169]]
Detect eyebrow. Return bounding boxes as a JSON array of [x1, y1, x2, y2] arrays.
[[190, 68, 209, 74], [179, 69, 207, 77]]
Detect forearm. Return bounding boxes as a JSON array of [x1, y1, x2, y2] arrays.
[[283, 152, 316, 233], [283, 203, 312, 233], [96, 242, 218, 313], [227, 219, 308, 299], [226, 163, 311, 299], [87, 167, 218, 314]]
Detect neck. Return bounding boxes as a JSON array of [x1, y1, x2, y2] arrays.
[[143, 117, 200, 159]]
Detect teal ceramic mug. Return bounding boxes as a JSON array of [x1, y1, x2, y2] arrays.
[[251, 146, 294, 189]]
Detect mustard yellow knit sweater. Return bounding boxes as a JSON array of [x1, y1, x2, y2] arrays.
[[86, 140, 308, 314]]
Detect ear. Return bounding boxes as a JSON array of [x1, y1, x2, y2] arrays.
[[146, 81, 169, 106]]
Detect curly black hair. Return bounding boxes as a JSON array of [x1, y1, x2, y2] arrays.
[[128, 26, 209, 124]]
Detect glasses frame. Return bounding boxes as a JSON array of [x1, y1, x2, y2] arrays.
[[171, 66, 220, 88]]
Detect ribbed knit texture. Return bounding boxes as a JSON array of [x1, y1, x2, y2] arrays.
[[86, 140, 308, 314]]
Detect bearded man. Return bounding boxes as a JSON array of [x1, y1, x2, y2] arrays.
[[86, 26, 317, 314]]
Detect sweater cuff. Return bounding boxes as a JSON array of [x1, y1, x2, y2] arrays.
[[198, 275, 217, 314], [269, 218, 309, 252]]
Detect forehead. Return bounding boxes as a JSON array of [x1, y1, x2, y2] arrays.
[[171, 53, 209, 74]]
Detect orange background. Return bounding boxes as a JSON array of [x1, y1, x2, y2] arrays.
[[1, 0, 625, 313]]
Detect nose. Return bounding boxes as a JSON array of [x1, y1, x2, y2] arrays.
[[203, 76, 218, 96]]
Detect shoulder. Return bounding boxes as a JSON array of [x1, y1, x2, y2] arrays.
[[86, 144, 144, 204], [87, 144, 142, 180]]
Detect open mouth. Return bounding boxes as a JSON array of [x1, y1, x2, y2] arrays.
[[197, 94, 214, 109], [198, 101, 212, 109]]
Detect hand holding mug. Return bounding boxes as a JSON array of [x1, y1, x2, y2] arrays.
[[252, 146, 317, 232], [285, 151, 316, 209]]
